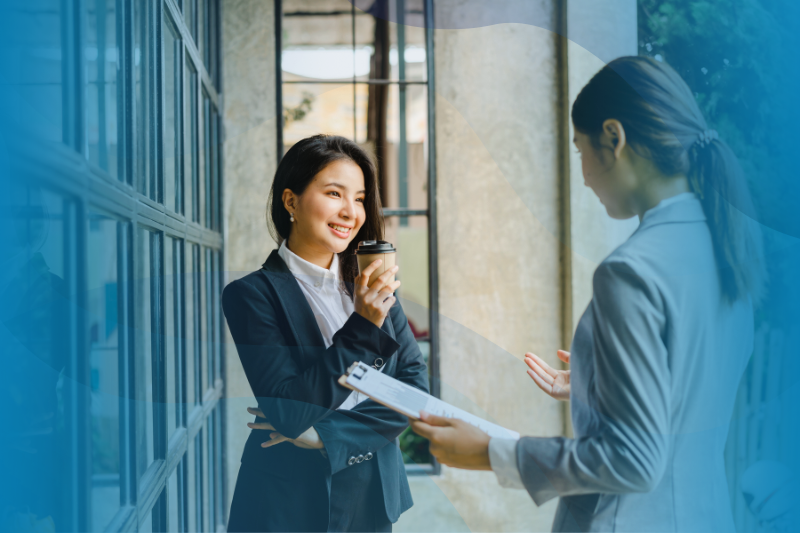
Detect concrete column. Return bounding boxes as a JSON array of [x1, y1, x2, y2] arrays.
[[566, 0, 639, 335], [221, 0, 278, 516]]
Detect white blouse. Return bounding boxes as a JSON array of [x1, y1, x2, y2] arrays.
[[277, 241, 375, 411]]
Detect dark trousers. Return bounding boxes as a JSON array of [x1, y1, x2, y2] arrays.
[[228, 458, 391, 533]]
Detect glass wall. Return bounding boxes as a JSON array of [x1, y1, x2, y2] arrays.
[[277, 0, 438, 469], [2, 0, 225, 531]]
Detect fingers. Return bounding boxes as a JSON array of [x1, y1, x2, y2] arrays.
[[526, 353, 558, 378], [526, 359, 555, 385], [557, 350, 571, 364], [378, 279, 402, 295], [409, 419, 438, 441], [262, 432, 290, 448], [527, 369, 553, 395], [368, 265, 399, 294], [247, 422, 276, 431], [358, 259, 383, 286], [419, 411, 454, 427], [246, 407, 266, 419]]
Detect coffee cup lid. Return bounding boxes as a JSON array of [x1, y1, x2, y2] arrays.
[[356, 240, 396, 254]]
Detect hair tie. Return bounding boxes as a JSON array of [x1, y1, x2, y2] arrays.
[[694, 129, 718, 149]]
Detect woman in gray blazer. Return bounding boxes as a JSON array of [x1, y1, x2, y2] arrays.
[[411, 56, 765, 532]]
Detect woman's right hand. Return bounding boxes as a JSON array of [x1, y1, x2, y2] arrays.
[[525, 350, 571, 401], [354, 260, 401, 328]]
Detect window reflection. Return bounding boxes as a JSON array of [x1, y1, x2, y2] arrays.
[[84, 0, 121, 179], [3, 187, 69, 530], [87, 211, 122, 531], [164, 14, 182, 213]]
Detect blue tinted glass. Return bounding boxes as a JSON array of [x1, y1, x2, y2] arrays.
[[164, 14, 182, 213], [87, 211, 121, 531], [84, 0, 121, 179]]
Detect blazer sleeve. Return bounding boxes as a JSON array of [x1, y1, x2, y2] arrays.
[[222, 277, 400, 439], [516, 259, 670, 505], [313, 300, 429, 475]]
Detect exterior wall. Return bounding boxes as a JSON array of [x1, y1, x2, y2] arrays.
[[221, 0, 278, 517]]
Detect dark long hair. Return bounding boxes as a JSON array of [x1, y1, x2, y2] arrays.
[[572, 56, 765, 304], [268, 134, 384, 292]]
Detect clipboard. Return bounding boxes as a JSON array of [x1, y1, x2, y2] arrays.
[[339, 362, 520, 439]]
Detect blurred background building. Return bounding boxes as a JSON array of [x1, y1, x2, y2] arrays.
[[3, 0, 797, 531]]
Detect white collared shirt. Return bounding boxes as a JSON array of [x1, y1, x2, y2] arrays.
[[277, 241, 374, 411]]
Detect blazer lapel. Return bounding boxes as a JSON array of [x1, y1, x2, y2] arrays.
[[259, 250, 399, 370], [259, 250, 327, 352]]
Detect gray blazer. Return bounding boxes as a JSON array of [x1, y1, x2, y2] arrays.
[[517, 194, 754, 532]]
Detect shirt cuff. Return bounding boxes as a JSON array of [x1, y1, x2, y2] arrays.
[[489, 437, 525, 489]]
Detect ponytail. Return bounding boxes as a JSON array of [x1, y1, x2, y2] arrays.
[[688, 137, 765, 303], [572, 56, 765, 304]]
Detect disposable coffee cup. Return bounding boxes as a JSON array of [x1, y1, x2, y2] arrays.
[[356, 240, 397, 287]]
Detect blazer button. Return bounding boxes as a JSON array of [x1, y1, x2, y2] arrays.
[[356, 454, 365, 463], [373, 358, 384, 369], [347, 456, 357, 466], [365, 452, 373, 461]]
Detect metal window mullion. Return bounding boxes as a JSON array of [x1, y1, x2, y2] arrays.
[[424, 0, 441, 475], [275, 0, 283, 160], [397, 0, 408, 227], [118, 221, 136, 508]]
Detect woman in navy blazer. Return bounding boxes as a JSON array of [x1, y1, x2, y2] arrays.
[[223, 135, 428, 532], [411, 57, 765, 532]]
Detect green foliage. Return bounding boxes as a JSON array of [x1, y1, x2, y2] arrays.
[[283, 91, 315, 126], [638, 0, 800, 317], [399, 426, 430, 465]]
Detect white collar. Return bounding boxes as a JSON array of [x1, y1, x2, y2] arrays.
[[641, 192, 697, 222], [278, 240, 341, 289]]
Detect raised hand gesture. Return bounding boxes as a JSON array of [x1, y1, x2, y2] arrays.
[[524, 350, 571, 401]]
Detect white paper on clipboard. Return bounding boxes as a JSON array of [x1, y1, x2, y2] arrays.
[[339, 362, 520, 439]]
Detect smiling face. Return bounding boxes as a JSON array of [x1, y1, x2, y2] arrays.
[[283, 159, 366, 267]]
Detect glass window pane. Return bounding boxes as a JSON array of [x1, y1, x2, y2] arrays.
[[187, 436, 197, 532], [210, 105, 220, 231], [382, 84, 428, 211], [136, 227, 156, 473], [167, 462, 180, 533], [84, 0, 121, 178], [15, 2, 66, 145], [199, 247, 208, 391], [194, 244, 204, 399], [164, 13, 182, 213], [185, 60, 200, 223], [87, 211, 121, 531], [198, 91, 206, 227], [202, 92, 212, 229], [165, 237, 181, 439], [3, 187, 70, 527], [197, 0, 204, 68], [201, 425, 210, 533], [204, 248, 213, 386], [383, 215, 429, 337], [282, 83, 355, 152], [135, 0, 154, 198], [213, 252, 222, 381], [185, 0, 197, 42], [184, 242, 196, 406]]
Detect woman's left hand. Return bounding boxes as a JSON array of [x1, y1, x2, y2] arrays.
[[409, 411, 492, 470], [246, 407, 325, 450]]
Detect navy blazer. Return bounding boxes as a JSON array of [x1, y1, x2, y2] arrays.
[[222, 250, 429, 525]]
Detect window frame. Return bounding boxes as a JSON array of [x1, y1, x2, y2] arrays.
[[19, 0, 227, 530]]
